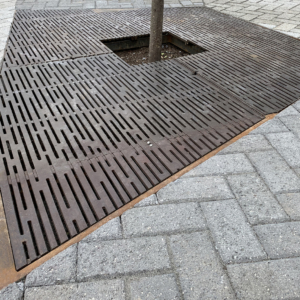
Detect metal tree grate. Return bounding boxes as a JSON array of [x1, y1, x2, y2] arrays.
[[1, 7, 300, 270]]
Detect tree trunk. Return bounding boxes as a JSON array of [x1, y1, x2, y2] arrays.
[[149, 0, 164, 63]]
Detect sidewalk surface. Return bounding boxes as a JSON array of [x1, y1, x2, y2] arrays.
[[1, 0, 300, 299]]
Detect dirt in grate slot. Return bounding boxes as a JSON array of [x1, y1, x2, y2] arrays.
[[115, 43, 190, 65]]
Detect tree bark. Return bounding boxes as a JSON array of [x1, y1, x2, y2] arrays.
[[149, 0, 164, 63]]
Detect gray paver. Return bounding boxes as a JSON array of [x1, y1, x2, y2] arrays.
[[77, 236, 170, 280], [254, 222, 300, 259], [277, 105, 300, 117], [249, 118, 289, 135], [31, 3, 46, 9], [266, 132, 300, 168], [277, 193, 300, 220], [279, 115, 300, 139], [82, 2, 96, 8], [76, 280, 125, 299], [201, 199, 267, 263], [24, 280, 125, 300], [24, 284, 78, 300], [130, 274, 180, 300], [122, 202, 206, 237], [248, 150, 300, 193], [0, 282, 23, 300], [169, 231, 235, 300], [227, 258, 300, 300], [218, 134, 272, 154], [134, 194, 158, 207], [227, 173, 289, 224], [293, 99, 300, 112], [25, 244, 77, 287], [81, 217, 122, 243], [275, 23, 297, 32], [182, 153, 254, 177], [157, 176, 233, 203]]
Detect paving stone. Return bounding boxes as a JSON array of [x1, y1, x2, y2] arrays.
[[45, 0, 59, 6], [134, 194, 158, 207], [25, 244, 77, 287], [295, 168, 300, 176], [249, 118, 289, 135], [130, 274, 180, 300], [81, 217, 122, 243], [275, 23, 297, 31], [201, 199, 267, 263], [226, 11, 245, 17], [227, 173, 288, 224], [82, 2, 96, 8], [51, 6, 72, 9], [181, 0, 193, 5], [259, 23, 276, 29], [247, 18, 276, 26], [293, 99, 300, 111], [248, 150, 300, 193], [219, 134, 272, 154], [244, 5, 259, 11], [279, 115, 300, 139], [122, 202, 206, 237], [77, 236, 170, 280], [277, 193, 300, 221], [0, 282, 23, 300], [31, 3, 46, 9], [24, 284, 78, 300], [224, 5, 242, 11], [212, 5, 231, 11], [157, 176, 233, 203], [262, 3, 283, 11], [242, 14, 258, 20], [266, 132, 300, 168], [256, 13, 276, 20], [277, 105, 300, 117], [278, 2, 299, 10], [24, 280, 125, 300], [169, 231, 235, 300], [182, 153, 254, 177], [227, 258, 300, 300], [76, 280, 125, 299], [255, 222, 300, 259], [58, 0, 72, 4]]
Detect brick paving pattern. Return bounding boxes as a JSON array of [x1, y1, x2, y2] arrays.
[[1, 0, 300, 299], [206, 0, 300, 38]]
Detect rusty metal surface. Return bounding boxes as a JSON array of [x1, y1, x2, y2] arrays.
[[1, 7, 300, 270]]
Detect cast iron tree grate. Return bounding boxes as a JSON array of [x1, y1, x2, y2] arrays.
[[1, 7, 300, 270]]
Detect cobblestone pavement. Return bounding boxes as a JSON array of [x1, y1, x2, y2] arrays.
[[1, 0, 300, 299], [206, 0, 300, 38]]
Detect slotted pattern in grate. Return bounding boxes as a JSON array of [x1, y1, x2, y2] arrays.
[[1, 7, 300, 270], [0, 56, 263, 269], [5, 7, 300, 115]]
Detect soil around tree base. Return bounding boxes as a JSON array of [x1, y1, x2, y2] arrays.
[[115, 43, 189, 65]]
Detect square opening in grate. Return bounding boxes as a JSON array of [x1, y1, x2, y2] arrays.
[[103, 32, 207, 65]]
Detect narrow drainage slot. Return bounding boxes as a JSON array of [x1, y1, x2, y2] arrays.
[[103, 32, 207, 66]]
